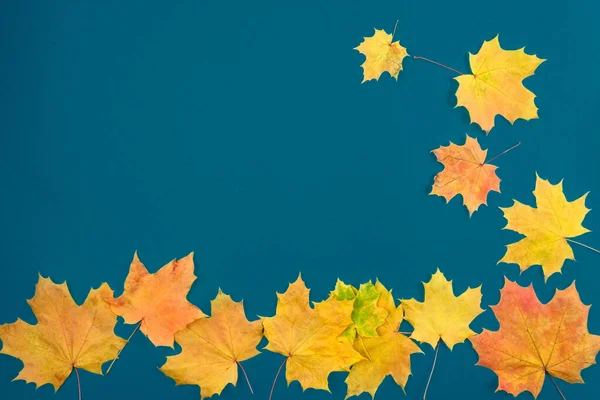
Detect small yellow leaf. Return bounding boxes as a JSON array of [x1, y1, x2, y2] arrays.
[[401, 269, 483, 349], [455, 36, 545, 133], [354, 28, 409, 83]]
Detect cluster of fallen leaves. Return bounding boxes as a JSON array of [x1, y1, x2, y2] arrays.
[[0, 263, 484, 399], [353, 21, 600, 399], [1, 20, 600, 400], [2, 260, 600, 399]]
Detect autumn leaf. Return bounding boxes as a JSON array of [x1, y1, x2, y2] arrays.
[[401, 269, 483, 349], [160, 290, 262, 399], [431, 134, 502, 215], [345, 281, 422, 399], [499, 174, 591, 281], [470, 278, 600, 398], [354, 28, 409, 83], [106, 252, 205, 347], [262, 275, 364, 394], [330, 280, 388, 342], [0, 275, 126, 390], [455, 35, 545, 133]]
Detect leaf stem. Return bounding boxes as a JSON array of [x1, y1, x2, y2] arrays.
[[236, 361, 254, 394], [74, 367, 82, 400], [398, 331, 413, 335], [547, 372, 567, 400], [412, 56, 464, 75], [106, 320, 142, 375], [269, 357, 288, 400], [566, 239, 600, 255], [486, 142, 521, 164], [391, 20, 399, 40], [423, 340, 440, 400]]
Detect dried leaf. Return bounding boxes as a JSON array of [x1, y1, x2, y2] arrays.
[[471, 279, 600, 398], [160, 291, 262, 399], [0, 276, 125, 390], [106, 252, 205, 347], [455, 36, 545, 133]]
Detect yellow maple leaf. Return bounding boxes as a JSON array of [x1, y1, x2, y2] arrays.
[[431, 134, 501, 215], [262, 275, 364, 393], [455, 36, 545, 133], [499, 174, 590, 281], [354, 28, 409, 83], [0, 276, 126, 390], [160, 290, 263, 399], [106, 252, 205, 347], [401, 269, 483, 349], [471, 279, 600, 398], [345, 281, 422, 399]]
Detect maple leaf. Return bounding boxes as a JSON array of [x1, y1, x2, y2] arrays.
[[470, 279, 600, 398], [262, 275, 364, 393], [345, 281, 422, 399], [354, 28, 409, 83], [401, 269, 483, 349], [499, 174, 590, 281], [0, 275, 126, 390], [106, 252, 205, 347], [455, 35, 545, 133], [431, 134, 501, 215], [160, 290, 262, 399], [330, 280, 388, 342]]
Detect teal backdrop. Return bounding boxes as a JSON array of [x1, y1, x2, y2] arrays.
[[1, 1, 599, 399]]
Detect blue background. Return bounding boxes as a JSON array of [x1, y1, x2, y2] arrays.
[[1, 1, 599, 399]]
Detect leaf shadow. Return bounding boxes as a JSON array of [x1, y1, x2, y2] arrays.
[[424, 151, 438, 195]]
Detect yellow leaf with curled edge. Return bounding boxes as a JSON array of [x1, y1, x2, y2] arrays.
[[354, 28, 409, 83], [262, 275, 364, 393], [159, 291, 263, 399], [455, 35, 545, 133], [431, 134, 501, 216], [401, 269, 483, 349], [345, 280, 422, 399], [0, 275, 126, 391], [499, 173, 591, 281]]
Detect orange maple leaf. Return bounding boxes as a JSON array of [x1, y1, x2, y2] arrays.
[[160, 291, 262, 399], [0, 276, 125, 391], [431, 135, 501, 215], [470, 279, 600, 398], [106, 252, 205, 347]]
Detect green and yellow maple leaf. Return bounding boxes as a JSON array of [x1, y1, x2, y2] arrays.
[[345, 281, 422, 399], [330, 280, 388, 342]]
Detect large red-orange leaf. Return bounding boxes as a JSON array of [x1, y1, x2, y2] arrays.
[[470, 279, 600, 398]]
